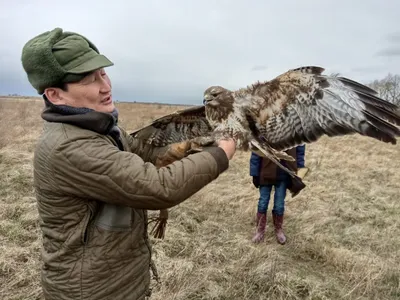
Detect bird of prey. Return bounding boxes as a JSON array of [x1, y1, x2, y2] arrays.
[[131, 66, 400, 178], [131, 65, 400, 239]]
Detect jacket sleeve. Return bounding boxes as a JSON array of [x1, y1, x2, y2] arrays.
[[296, 144, 306, 168], [249, 152, 261, 177], [50, 136, 229, 210]]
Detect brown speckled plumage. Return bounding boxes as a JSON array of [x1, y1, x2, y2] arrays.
[[131, 66, 400, 171]]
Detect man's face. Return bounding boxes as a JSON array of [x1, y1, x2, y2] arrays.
[[56, 68, 114, 113]]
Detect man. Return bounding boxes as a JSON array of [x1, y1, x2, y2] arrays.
[[249, 145, 306, 244], [21, 28, 236, 300]]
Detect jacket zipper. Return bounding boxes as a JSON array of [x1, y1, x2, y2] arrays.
[[80, 205, 94, 300]]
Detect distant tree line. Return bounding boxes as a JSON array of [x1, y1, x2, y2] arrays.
[[367, 73, 400, 106]]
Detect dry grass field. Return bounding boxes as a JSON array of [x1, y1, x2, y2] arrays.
[[0, 96, 399, 300]]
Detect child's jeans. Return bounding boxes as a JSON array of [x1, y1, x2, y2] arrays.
[[257, 179, 289, 216]]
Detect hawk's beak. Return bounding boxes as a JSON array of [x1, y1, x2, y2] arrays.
[[203, 94, 212, 105]]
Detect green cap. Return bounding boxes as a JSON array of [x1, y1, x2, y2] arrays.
[[21, 27, 114, 94]]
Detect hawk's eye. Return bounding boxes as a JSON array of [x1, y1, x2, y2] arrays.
[[210, 89, 217, 95]]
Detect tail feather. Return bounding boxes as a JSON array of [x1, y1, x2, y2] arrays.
[[337, 76, 379, 96], [337, 76, 400, 114], [363, 103, 400, 127], [362, 111, 400, 144], [356, 90, 400, 114], [332, 76, 400, 144]]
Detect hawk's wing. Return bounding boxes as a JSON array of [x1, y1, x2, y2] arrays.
[[240, 66, 400, 151], [130, 105, 213, 147]]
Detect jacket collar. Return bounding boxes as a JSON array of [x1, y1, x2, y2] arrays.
[[41, 96, 119, 135]]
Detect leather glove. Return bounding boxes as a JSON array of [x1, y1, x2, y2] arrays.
[[155, 138, 216, 167], [252, 176, 260, 188], [153, 141, 195, 240], [155, 141, 192, 167]]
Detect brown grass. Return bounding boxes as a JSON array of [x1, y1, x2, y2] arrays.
[[0, 96, 399, 300]]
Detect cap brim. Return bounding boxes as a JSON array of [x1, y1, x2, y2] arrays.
[[68, 54, 114, 74]]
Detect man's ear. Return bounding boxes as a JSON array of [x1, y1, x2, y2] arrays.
[[44, 87, 66, 105]]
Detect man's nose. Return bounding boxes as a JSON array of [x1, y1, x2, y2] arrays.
[[100, 77, 112, 93]]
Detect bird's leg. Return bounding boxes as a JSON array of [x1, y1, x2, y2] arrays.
[[249, 141, 295, 162], [269, 147, 295, 162], [250, 139, 298, 178], [186, 136, 217, 154]]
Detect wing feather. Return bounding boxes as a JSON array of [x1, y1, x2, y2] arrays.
[[129, 105, 213, 147], [241, 66, 400, 151]]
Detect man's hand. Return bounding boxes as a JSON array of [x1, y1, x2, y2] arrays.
[[217, 139, 236, 160]]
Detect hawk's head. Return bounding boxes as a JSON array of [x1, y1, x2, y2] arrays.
[[203, 86, 231, 107]]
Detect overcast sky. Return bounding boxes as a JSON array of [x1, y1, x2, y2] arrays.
[[1, 0, 399, 104]]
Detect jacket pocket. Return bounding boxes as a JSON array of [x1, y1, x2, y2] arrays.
[[81, 207, 93, 245], [94, 203, 132, 232]]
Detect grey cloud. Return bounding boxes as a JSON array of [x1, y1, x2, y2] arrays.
[[351, 65, 387, 73], [251, 65, 268, 71], [385, 32, 400, 43], [375, 31, 400, 58], [376, 47, 400, 57]]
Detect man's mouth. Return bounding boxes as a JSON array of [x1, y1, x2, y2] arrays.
[[102, 96, 112, 104]]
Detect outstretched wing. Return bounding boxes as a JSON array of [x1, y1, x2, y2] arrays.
[[130, 105, 213, 147], [240, 66, 400, 151]]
